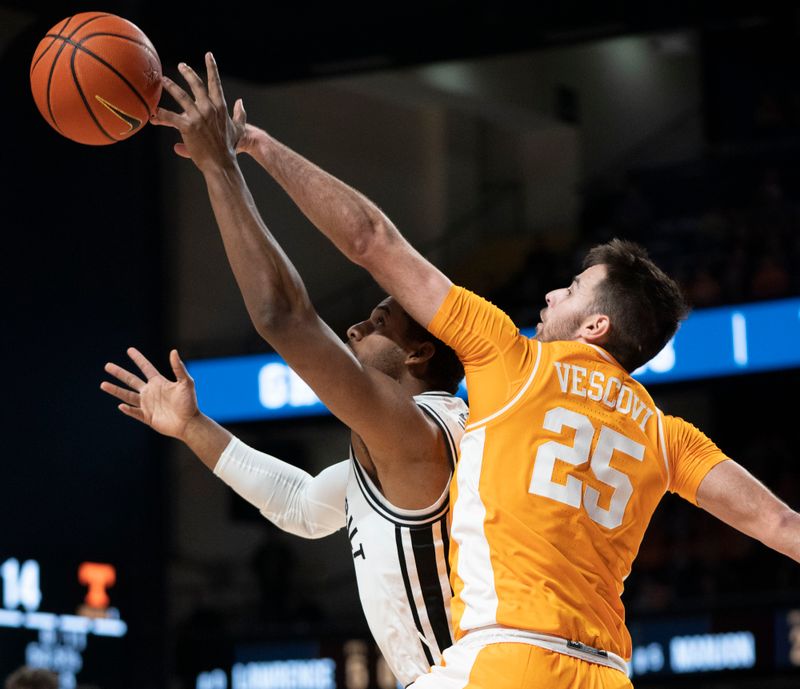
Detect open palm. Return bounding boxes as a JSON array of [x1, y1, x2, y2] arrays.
[[101, 347, 198, 440]]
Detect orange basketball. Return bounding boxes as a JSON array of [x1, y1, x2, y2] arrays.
[[30, 12, 162, 146]]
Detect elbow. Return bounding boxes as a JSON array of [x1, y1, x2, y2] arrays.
[[253, 310, 286, 341], [761, 506, 800, 561], [777, 507, 797, 529], [348, 216, 393, 268], [770, 506, 798, 536], [252, 299, 313, 341]]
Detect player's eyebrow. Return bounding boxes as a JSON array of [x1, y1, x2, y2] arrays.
[[371, 304, 391, 320]]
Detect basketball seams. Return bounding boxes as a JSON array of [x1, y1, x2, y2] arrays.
[[69, 47, 116, 142], [31, 12, 161, 145], [40, 31, 158, 58], [78, 32, 159, 55], [30, 16, 72, 74], [79, 33, 161, 109], [43, 40, 72, 133], [66, 13, 113, 39], [35, 13, 112, 137], [48, 34, 154, 115], [48, 9, 112, 68]]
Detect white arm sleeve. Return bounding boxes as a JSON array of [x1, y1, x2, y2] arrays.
[[213, 436, 348, 539]]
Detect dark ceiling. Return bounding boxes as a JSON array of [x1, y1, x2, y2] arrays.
[[5, 0, 796, 84]]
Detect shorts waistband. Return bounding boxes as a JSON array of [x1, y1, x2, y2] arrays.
[[459, 626, 630, 675]]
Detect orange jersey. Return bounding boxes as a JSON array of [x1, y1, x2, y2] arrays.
[[428, 285, 730, 660]]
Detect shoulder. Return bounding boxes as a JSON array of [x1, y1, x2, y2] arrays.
[[414, 392, 467, 464], [414, 392, 468, 425]]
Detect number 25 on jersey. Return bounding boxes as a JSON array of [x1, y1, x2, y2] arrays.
[[529, 407, 645, 529]]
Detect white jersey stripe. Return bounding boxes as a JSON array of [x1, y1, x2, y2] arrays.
[[656, 409, 671, 484], [585, 342, 617, 365], [433, 519, 453, 592], [432, 517, 454, 616], [465, 340, 542, 432], [450, 426, 498, 630]]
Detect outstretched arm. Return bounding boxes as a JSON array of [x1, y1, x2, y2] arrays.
[[214, 440, 347, 538], [149, 55, 449, 508], [696, 460, 800, 563], [101, 348, 345, 538], [238, 122, 453, 328]]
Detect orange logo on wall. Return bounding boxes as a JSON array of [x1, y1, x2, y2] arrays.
[[78, 562, 116, 611]]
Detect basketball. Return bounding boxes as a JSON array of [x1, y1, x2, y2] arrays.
[[30, 12, 162, 146]]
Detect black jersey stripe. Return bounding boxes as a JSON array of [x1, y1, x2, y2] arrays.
[[396, 526, 435, 667], [417, 402, 458, 471], [348, 396, 457, 523], [351, 457, 449, 526], [409, 525, 453, 656]]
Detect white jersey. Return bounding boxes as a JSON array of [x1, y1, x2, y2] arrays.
[[345, 392, 467, 686], [214, 391, 468, 687]]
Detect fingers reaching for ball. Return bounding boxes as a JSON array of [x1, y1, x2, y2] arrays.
[[148, 53, 244, 168], [205, 52, 227, 109]]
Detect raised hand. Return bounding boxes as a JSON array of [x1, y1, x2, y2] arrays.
[[101, 347, 199, 440], [151, 52, 247, 170]]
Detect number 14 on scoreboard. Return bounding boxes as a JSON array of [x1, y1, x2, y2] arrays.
[[1, 559, 42, 612], [1, 558, 118, 614]]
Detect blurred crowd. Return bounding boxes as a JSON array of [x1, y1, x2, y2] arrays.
[[594, 161, 800, 309], [495, 153, 800, 326]]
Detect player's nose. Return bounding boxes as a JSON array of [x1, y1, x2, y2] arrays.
[[347, 320, 373, 342]]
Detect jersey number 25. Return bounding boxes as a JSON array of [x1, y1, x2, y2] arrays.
[[529, 406, 644, 529]]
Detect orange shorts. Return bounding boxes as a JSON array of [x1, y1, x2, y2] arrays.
[[409, 639, 632, 689]]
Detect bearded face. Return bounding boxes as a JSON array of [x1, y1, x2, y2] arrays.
[[535, 264, 607, 343]]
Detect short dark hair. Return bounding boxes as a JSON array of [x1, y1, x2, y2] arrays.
[[583, 238, 689, 373], [5, 667, 59, 689], [404, 317, 465, 394]]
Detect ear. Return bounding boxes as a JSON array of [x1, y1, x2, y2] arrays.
[[579, 313, 610, 344], [405, 341, 435, 366]]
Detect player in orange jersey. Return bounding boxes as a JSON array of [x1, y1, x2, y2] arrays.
[[215, 83, 800, 686]]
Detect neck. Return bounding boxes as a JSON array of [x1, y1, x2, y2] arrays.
[[398, 371, 434, 397]]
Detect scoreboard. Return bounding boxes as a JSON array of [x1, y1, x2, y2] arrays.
[[0, 554, 139, 689]]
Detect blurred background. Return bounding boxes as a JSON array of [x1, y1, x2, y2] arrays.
[[1, 1, 800, 688]]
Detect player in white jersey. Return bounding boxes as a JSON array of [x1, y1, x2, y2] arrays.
[[101, 54, 467, 687], [343, 391, 465, 676], [214, 390, 466, 681], [104, 352, 465, 684]]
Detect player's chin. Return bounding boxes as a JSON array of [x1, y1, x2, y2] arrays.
[[349, 346, 368, 365]]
